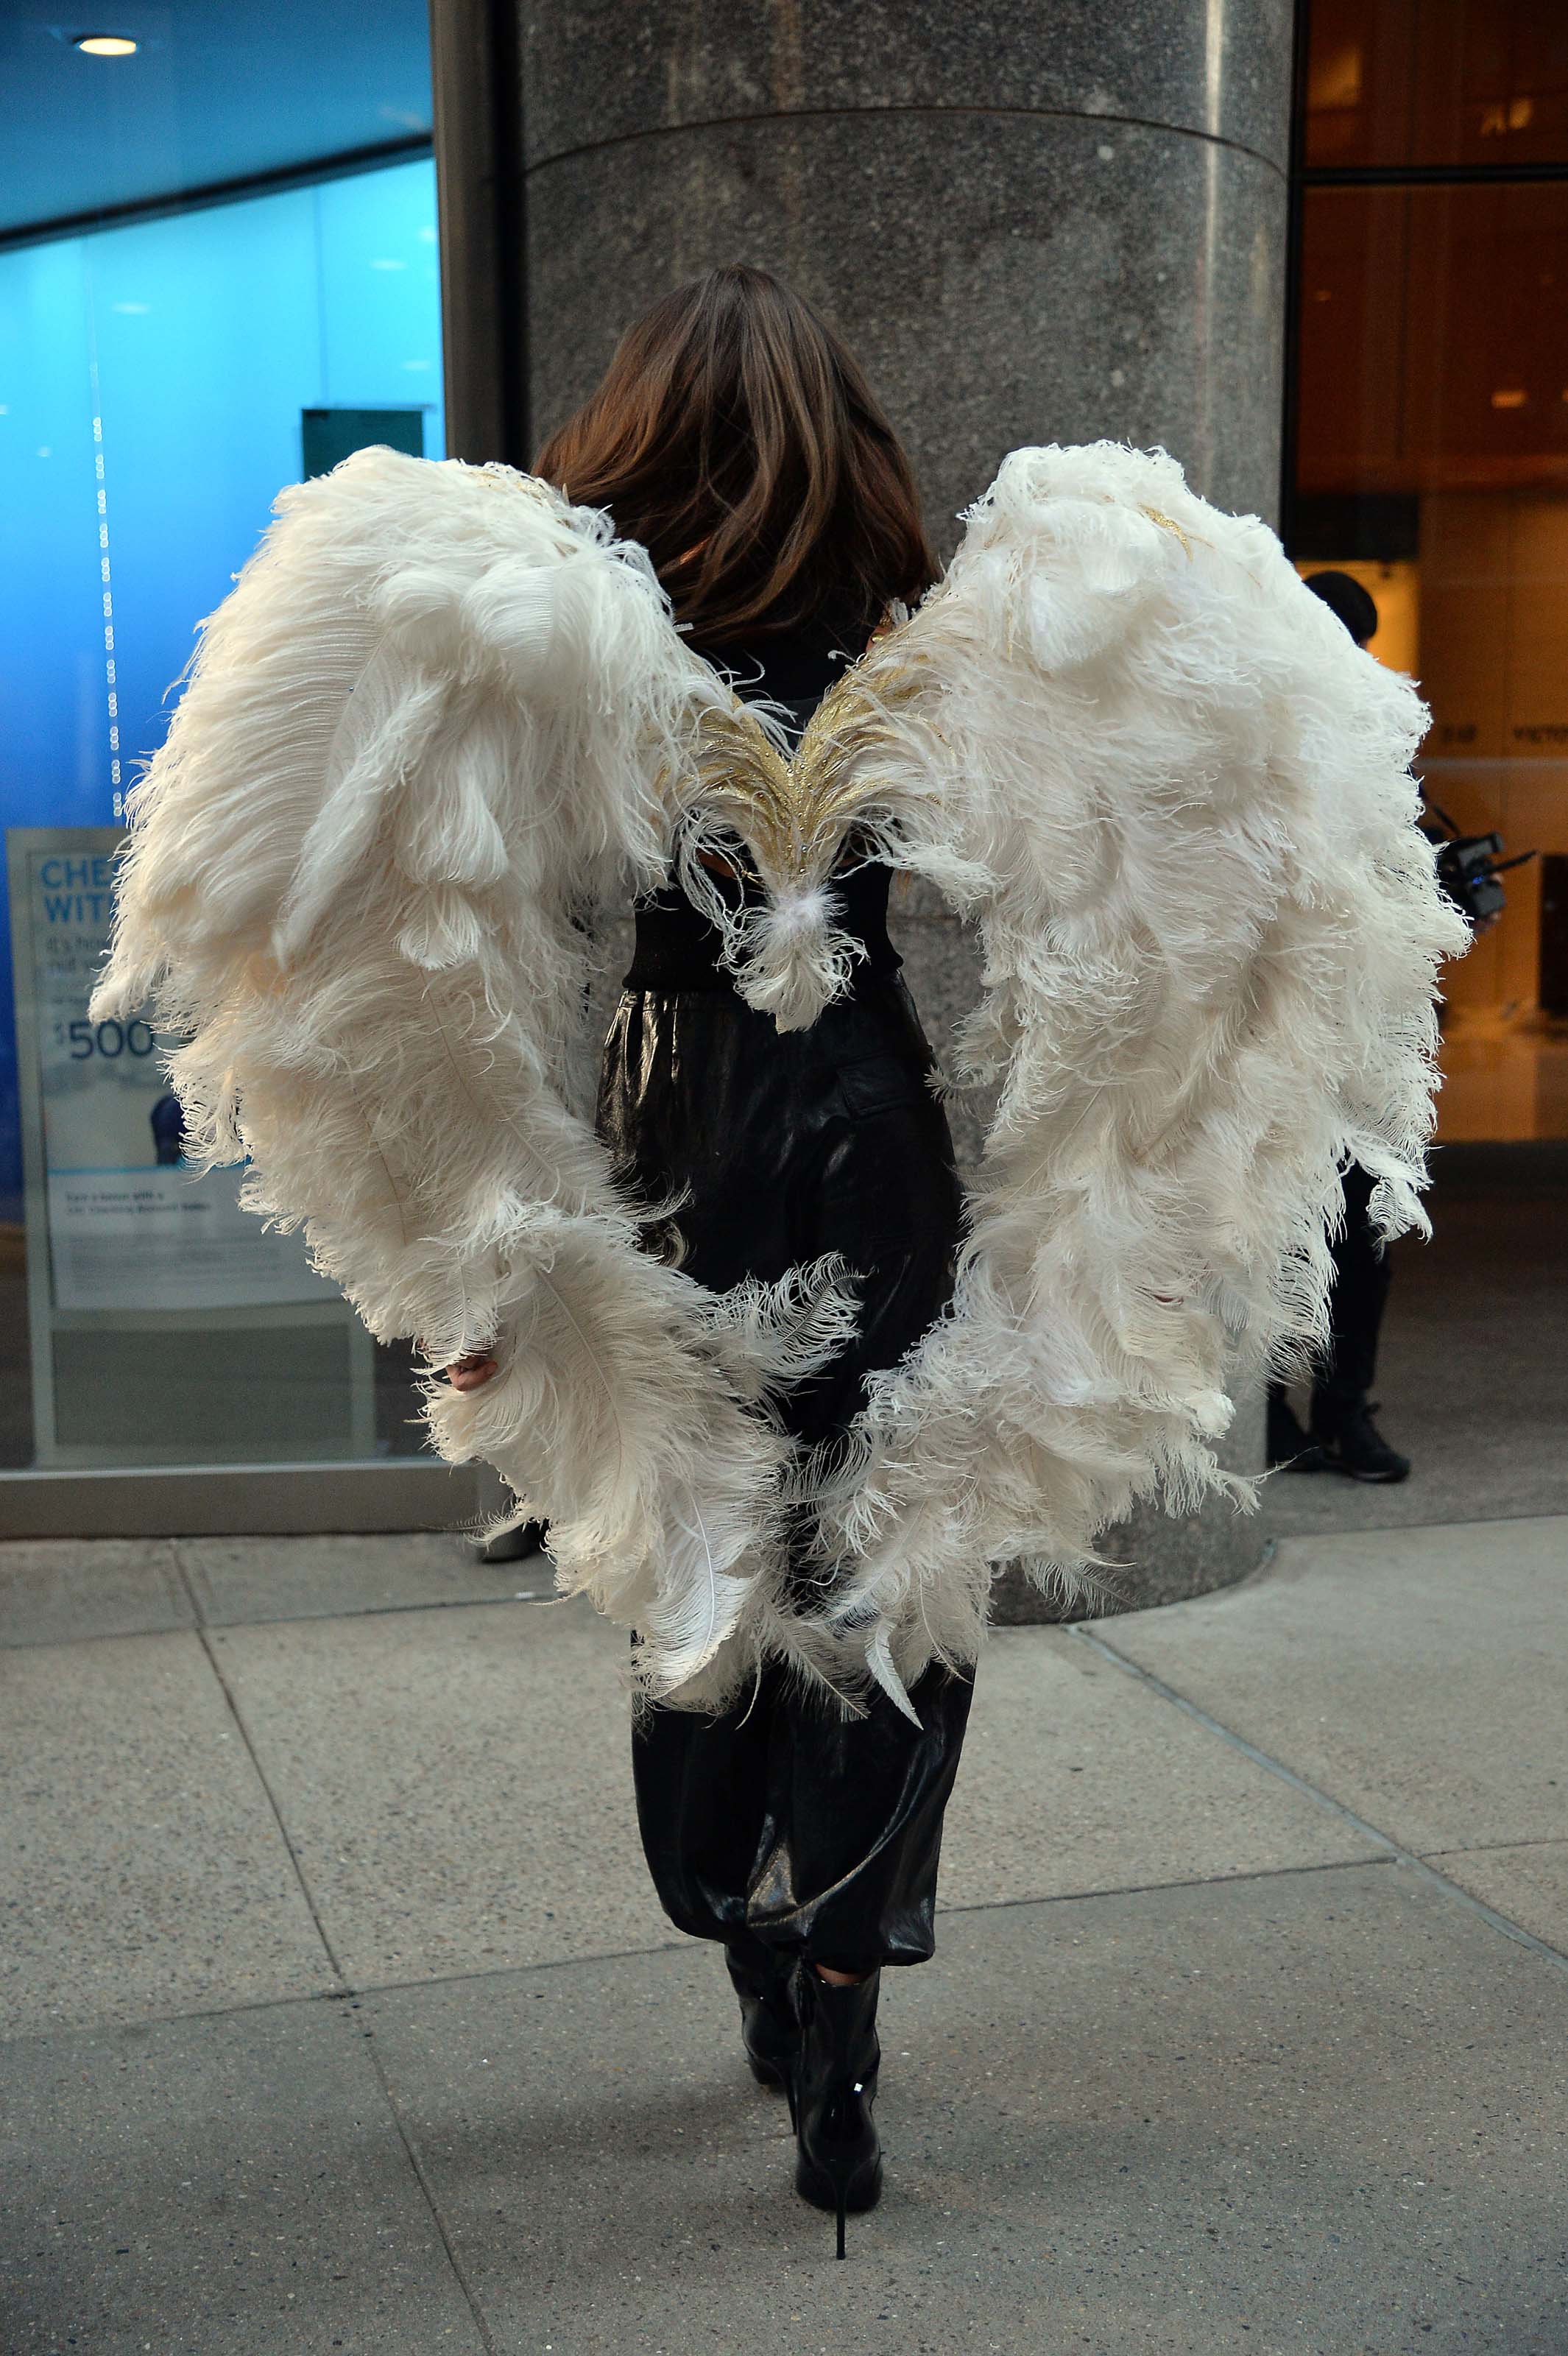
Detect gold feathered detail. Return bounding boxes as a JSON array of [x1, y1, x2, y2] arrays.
[[670, 633, 929, 892]]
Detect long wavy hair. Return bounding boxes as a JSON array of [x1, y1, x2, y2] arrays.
[[533, 264, 939, 645]]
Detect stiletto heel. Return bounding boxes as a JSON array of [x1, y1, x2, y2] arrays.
[[788, 1961, 883, 2257]]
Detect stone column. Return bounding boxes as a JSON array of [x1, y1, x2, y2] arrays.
[[518, 0, 1296, 1614]]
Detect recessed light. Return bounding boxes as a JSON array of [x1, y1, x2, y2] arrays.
[[74, 33, 139, 56]]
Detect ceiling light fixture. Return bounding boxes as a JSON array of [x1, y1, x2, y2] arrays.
[[74, 33, 139, 56]]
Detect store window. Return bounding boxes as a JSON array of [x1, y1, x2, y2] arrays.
[[0, 8, 441, 1472], [1292, 0, 1568, 1139]]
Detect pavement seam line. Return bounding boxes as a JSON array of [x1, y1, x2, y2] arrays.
[[1260, 1506, 1568, 1557], [172, 1543, 350, 1989], [1070, 1623, 1568, 1979], [0, 1858, 1410, 2051], [1423, 1837, 1568, 1860], [359, 2031, 503, 2356], [7, 1509, 1563, 1649], [334, 1858, 1388, 2000], [933, 1852, 1394, 1925], [0, 1586, 556, 1652]]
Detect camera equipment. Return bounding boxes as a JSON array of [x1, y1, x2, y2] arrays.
[[1421, 800, 1534, 927]]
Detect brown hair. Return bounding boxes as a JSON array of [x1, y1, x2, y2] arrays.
[[533, 264, 939, 645]]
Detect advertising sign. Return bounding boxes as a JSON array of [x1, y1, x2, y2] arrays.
[[11, 829, 334, 1314]]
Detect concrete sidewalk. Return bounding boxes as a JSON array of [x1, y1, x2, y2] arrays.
[[2, 1514, 1565, 2353]]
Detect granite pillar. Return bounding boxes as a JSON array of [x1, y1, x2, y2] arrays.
[[515, 0, 1296, 1615]]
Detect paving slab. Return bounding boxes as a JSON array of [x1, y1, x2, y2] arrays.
[[0, 1538, 193, 1647], [1424, 1840, 1568, 1953], [0, 1994, 486, 2353], [1092, 1518, 1568, 1871], [177, 1530, 539, 1626], [211, 1595, 1380, 1995], [361, 1862, 1568, 2355], [209, 1596, 674, 1987], [939, 1626, 1379, 1911], [0, 1630, 336, 2036]]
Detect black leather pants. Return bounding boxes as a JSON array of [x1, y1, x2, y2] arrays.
[[597, 968, 973, 1971], [631, 1657, 975, 1978]]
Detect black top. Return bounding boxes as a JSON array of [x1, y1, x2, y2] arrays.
[[625, 615, 902, 995], [695, 604, 869, 737]]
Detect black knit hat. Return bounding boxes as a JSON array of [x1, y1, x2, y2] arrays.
[[1304, 568, 1379, 647]]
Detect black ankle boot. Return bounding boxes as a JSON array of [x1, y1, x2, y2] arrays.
[[1313, 1397, 1410, 1483], [790, 1962, 883, 2257], [724, 1946, 797, 2090]]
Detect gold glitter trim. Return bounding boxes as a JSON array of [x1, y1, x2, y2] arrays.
[[1137, 504, 1199, 558]]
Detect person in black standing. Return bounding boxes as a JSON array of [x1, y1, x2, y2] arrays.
[[1267, 569, 1410, 1484]]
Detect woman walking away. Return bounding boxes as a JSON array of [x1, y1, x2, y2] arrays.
[[94, 267, 1466, 2257], [456, 268, 972, 2245]]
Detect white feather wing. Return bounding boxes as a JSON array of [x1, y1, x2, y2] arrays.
[[91, 446, 813, 1705], [88, 436, 1466, 1718], [806, 442, 1469, 1691]]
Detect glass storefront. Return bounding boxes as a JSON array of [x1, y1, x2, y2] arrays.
[[1, 9, 442, 1478], [1293, 0, 1568, 1139]]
